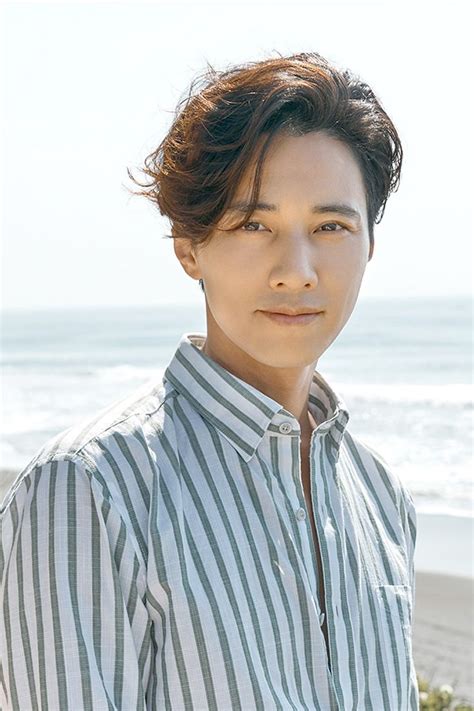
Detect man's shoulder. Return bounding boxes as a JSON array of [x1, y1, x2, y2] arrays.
[[41, 377, 167, 461], [343, 428, 393, 471], [2, 375, 172, 514], [341, 427, 411, 510]]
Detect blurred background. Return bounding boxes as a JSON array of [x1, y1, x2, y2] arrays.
[[1, 0, 473, 704]]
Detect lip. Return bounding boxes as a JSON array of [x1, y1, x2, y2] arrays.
[[259, 310, 323, 325]]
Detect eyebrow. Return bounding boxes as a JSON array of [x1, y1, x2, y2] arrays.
[[228, 201, 362, 225]]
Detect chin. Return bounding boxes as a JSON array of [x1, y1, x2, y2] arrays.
[[248, 344, 321, 369]]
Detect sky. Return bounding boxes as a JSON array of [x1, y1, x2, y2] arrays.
[[1, 0, 473, 310]]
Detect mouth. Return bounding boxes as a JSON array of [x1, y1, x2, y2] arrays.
[[258, 310, 323, 325]]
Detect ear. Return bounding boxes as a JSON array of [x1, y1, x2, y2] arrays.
[[173, 236, 202, 281]]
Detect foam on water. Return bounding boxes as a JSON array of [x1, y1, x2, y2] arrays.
[[1, 298, 472, 517], [337, 382, 473, 407]]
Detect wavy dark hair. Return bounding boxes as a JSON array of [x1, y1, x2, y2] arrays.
[[127, 51, 403, 292]]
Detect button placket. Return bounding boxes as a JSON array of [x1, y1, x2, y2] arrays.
[[278, 414, 333, 666]]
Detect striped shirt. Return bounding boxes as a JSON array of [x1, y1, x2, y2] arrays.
[[0, 331, 418, 710]]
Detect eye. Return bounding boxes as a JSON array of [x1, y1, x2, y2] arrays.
[[318, 222, 346, 232], [241, 221, 265, 232], [238, 220, 349, 233]]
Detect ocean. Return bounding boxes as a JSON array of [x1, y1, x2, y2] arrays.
[[1, 296, 472, 519]]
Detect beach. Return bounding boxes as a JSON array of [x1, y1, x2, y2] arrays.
[[1, 467, 473, 705], [413, 571, 473, 704], [412, 512, 474, 704]]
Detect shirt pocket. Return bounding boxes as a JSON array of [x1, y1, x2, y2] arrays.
[[374, 583, 413, 630], [371, 583, 414, 709]]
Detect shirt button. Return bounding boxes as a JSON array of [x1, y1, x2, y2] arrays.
[[279, 421, 292, 434], [296, 507, 306, 521], [319, 611, 325, 626]]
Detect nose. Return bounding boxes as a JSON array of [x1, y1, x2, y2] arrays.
[[268, 230, 318, 290]]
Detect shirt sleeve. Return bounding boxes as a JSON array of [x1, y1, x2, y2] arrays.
[[399, 483, 417, 605], [0, 456, 153, 710]]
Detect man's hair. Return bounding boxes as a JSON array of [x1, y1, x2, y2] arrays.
[[127, 51, 403, 292]]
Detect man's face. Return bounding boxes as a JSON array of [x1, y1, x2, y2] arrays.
[[177, 130, 371, 370]]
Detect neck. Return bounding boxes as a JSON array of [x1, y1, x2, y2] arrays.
[[201, 327, 320, 440]]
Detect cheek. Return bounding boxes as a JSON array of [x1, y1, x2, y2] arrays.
[[202, 243, 260, 291], [324, 241, 368, 281]]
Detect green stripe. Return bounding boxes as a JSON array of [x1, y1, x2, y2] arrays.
[[322, 434, 359, 706], [320, 437, 362, 705], [337, 447, 375, 711], [3, 497, 21, 710], [135, 614, 152, 709], [90, 489, 115, 711], [67, 462, 94, 709], [113, 520, 126, 706], [345, 529, 374, 711], [112, 432, 151, 511], [31, 470, 47, 709], [91, 486, 102, 676], [147, 436, 194, 709], [314, 438, 345, 708], [308, 391, 329, 420], [382, 586, 412, 706], [49, 462, 68, 709], [365, 576, 393, 706]]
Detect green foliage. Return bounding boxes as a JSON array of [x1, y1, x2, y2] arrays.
[[417, 674, 473, 710]]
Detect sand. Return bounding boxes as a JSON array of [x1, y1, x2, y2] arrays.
[[413, 571, 474, 704], [1, 468, 473, 704]]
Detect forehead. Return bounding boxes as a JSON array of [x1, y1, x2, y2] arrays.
[[234, 130, 366, 206]]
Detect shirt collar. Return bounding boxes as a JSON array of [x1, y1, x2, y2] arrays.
[[163, 332, 350, 463]]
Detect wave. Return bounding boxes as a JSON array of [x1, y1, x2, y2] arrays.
[[92, 364, 164, 382], [335, 382, 473, 407]]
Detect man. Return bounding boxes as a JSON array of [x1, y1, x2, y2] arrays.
[[1, 52, 418, 710]]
